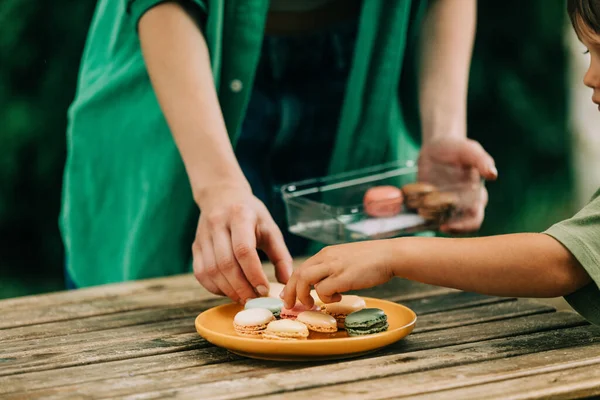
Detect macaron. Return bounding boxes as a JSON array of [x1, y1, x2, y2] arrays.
[[418, 191, 459, 224], [401, 182, 437, 209], [310, 289, 325, 308], [296, 311, 338, 333], [345, 308, 389, 336], [244, 297, 284, 318], [233, 308, 275, 337], [280, 302, 320, 320], [268, 282, 285, 299], [322, 295, 366, 329], [262, 319, 309, 340], [363, 186, 404, 217]]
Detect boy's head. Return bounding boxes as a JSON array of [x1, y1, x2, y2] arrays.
[[568, 0, 600, 108]]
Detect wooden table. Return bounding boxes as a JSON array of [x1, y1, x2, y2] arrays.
[[1, 263, 600, 400]]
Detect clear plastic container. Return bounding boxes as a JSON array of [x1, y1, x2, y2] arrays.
[[280, 160, 483, 244]]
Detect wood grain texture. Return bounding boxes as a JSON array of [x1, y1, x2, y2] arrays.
[[0, 291, 535, 377], [0, 299, 556, 395], [258, 329, 600, 400], [1, 265, 595, 400], [87, 319, 593, 400]]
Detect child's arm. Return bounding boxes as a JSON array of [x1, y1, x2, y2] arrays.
[[138, 3, 293, 302], [281, 233, 592, 308]]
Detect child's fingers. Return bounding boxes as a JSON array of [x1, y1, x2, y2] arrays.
[[315, 275, 352, 303], [280, 272, 297, 309], [294, 264, 330, 307], [280, 256, 321, 307]]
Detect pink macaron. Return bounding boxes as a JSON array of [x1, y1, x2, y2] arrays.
[[280, 302, 320, 320], [363, 186, 404, 218]]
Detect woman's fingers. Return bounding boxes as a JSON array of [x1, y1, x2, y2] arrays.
[[258, 221, 293, 284], [230, 209, 271, 296], [212, 227, 257, 303], [192, 241, 223, 296], [199, 232, 240, 303]]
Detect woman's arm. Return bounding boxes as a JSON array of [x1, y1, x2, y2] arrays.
[[418, 0, 476, 142], [416, 0, 498, 232], [139, 3, 293, 303], [139, 3, 248, 200]]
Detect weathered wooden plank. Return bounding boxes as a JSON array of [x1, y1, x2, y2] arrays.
[[0, 299, 554, 395], [0, 346, 239, 396], [0, 327, 206, 377], [414, 300, 554, 333], [0, 298, 559, 378], [0, 283, 215, 330], [0, 303, 219, 343], [406, 363, 600, 400], [0, 274, 198, 311], [400, 291, 510, 315], [72, 318, 592, 400], [258, 343, 600, 400], [0, 262, 281, 328], [8, 312, 584, 400], [351, 278, 457, 301], [0, 290, 527, 363]]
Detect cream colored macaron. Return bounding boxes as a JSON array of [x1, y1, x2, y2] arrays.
[[310, 289, 325, 307], [297, 311, 337, 333], [233, 308, 275, 337], [268, 282, 286, 299], [262, 319, 309, 340]]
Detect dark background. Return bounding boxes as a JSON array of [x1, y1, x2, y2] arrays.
[[0, 1, 574, 298]]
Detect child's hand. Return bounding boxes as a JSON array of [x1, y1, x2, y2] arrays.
[[281, 241, 396, 309]]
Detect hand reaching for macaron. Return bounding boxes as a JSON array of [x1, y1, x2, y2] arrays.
[[281, 241, 396, 309]]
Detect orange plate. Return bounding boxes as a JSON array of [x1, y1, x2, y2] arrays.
[[195, 297, 416, 361]]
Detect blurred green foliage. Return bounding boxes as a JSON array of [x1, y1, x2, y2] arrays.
[[469, 0, 574, 236], [0, 0, 574, 298], [0, 0, 96, 295]]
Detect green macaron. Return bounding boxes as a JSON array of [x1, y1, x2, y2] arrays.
[[344, 308, 389, 336], [244, 297, 284, 318]]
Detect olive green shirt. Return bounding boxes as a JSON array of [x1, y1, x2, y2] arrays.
[[61, 0, 425, 287], [545, 188, 600, 326]]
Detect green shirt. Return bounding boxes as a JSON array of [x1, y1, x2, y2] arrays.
[[545, 188, 600, 326], [61, 0, 426, 287]]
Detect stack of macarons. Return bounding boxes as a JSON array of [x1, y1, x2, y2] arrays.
[[232, 287, 389, 339], [401, 182, 458, 224], [362, 182, 459, 225]]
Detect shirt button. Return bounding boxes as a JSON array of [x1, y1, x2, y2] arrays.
[[230, 79, 243, 93]]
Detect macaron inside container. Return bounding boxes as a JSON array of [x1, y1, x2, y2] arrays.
[[233, 308, 275, 337], [363, 186, 404, 217], [418, 191, 459, 224], [322, 295, 366, 328], [401, 182, 437, 209], [262, 319, 309, 340], [344, 308, 389, 336], [244, 297, 284, 318]]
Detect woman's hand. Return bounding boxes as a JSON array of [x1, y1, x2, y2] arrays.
[[418, 137, 497, 233], [193, 185, 293, 304], [281, 240, 395, 309]]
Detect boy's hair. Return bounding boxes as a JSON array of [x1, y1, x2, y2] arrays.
[[568, 0, 600, 36]]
